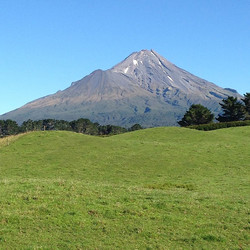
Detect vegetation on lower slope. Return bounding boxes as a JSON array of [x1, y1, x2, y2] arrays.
[[0, 118, 141, 138], [0, 127, 249, 249]]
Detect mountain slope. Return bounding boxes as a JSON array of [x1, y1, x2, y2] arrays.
[[0, 49, 241, 127]]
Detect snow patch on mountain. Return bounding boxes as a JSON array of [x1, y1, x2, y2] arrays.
[[167, 76, 173, 82], [124, 67, 129, 74], [133, 60, 138, 66]]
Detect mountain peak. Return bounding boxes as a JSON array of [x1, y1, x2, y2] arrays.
[[111, 49, 173, 75]]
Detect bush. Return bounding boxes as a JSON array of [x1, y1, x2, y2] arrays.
[[188, 120, 250, 131], [129, 124, 143, 131]]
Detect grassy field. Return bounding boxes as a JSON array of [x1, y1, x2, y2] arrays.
[[0, 127, 249, 249]]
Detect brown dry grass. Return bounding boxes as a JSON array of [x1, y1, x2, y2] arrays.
[[0, 133, 27, 148]]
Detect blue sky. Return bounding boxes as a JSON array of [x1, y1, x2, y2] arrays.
[[0, 0, 249, 115]]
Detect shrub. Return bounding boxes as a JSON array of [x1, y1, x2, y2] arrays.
[[188, 120, 250, 131]]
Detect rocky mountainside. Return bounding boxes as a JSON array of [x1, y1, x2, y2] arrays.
[[0, 49, 241, 127]]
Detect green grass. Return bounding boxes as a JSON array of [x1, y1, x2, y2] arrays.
[[0, 127, 249, 249]]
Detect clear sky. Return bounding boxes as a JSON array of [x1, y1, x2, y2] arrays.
[[0, 0, 249, 115]]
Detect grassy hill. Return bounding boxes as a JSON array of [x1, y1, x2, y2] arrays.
[[0, 127, 249, 249]]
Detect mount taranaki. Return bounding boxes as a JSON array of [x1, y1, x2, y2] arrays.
[[0, 50, 241, 127]]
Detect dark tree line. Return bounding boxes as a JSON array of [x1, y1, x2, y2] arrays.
[[0, 118, 143, 138], [178, 93, 250, 127]]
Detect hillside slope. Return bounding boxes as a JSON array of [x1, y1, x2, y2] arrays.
[[0, 127, 249, 248]]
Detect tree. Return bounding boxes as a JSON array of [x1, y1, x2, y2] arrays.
[[33, 120, 43, 131], [242, 92, 250, 120], [3, 119, 19, 135], [70, 118, 99, 135], [216, 96, 246, 122], [129, 124, 143, 131], [20, 119, 34, 132], [0, 120, 4, 137], [54, 120, 71, 131], [98, 125, 127, 135], [42, 119, 56, 130], [178, 104, 214, 127]]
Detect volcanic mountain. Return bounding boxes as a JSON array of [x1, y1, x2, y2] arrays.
[[0, 49, 241, 127]]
